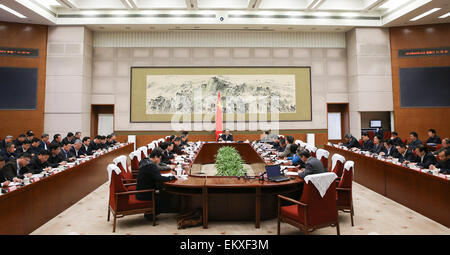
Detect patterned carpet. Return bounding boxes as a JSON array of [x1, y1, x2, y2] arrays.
[[31, 181, 449, 235]]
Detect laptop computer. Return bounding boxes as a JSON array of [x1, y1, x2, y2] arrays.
[[266, 165, 290, 182]]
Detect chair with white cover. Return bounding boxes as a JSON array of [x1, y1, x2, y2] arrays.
[[147, 143, 156, 156], [305, 144, 317, 157], [107, 164, 155, 232], [277, 172, 339, 235], [129, 151, 141, 171], [138, 146, 148, 160], [165, 136, 170, 142], [329, 153, 346, 181], [316, 149, 330, 169], [157, 138, 165, 146], [113, 155, 136, 186], [336, 161, 355, 226]]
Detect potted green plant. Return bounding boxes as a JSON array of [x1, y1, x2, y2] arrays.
[[215, 146, 246, 176]]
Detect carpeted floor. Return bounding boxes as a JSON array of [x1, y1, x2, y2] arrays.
[[31, 181, 449, 235]]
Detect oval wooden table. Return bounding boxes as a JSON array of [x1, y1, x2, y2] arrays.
[[163, 142, 303, 229]]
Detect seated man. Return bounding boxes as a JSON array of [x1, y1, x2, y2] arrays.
[[159, 142, 173, 165], [1, 152, 32, 181], [47, 144, 66, 168], [297, 150, 326, 179], [260, 131, 274, 143], [180, 131, 189, 147], [380, 139, 398, 157], [278, 136, 294, 158], [272, 136, 281, 151], [287, 145, 306, 169], [219, 129, 233, 142], [16, 140, 32, 157], [0, 156, 11, 187], [110, 133, 118, 145], [425, 129, 441, 144], [105, 135, 114, 147], [390, 131, 403, 146], [172, 137, 184, 155], [26, 130, 35, 143], [100, 136, 108, 149], [276, 138, 286, 152], [340, 133, 360, 149], [62, 132, 75, 144], [38, 133, 50, 152], [408, 131, 423, 150], [25, 150, 51, 174], [74, 131, 82, 141], [393, 143, 418, 163], [13, 134, 26, 148], [433, 138, 449, 155], [88, 136, 102, 154], [430, 149, 450, 174], [413, 146, 437, 169], [29, 138, 41, 157], [81, 137, 92, 155], [0, 135, 14, 151], [59, 141, 76, 162], [70, 139, 85, 158], [51, 134, 62, 147], [371, 135, 387, 154], [0, 143, 17, 162], [136, 148, 177, 218], [360, 133, 374, 152]]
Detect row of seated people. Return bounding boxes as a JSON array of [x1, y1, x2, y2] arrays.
[[0, 130, 120, 187], [338, 132, 449, 174]]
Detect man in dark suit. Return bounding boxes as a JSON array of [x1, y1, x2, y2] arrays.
[[430, 149, 450, 174], [70, 139, 85, 158], [110, 133, 118, 145], [278, 136, 294, 157], [99, 136, 108, 149], [426, 129, 441, 144], [51, 134, 62, 147], [371, 135, 387, 154], [341, 133, 360, 149], [172, 137, 184, 155], [277, 138, 286, 152], [24, 150, 51, 174], [408, 131, 422, 150], [361, 133, 374, 152], [26, 130, 34, 143], [80, 137, 91, 155], [433, 138, 449, 155], [1, 153, 32, 181], [180, 131, 189, 147], [38, 133, 50, 153], [390, 131, 403, 146], [74, 131, 82, 141], [0, 143, 17, 162], [219, 129, 233, 142], [413, 146, 437, 168], [16, 140, 32, 158], [13, 134, 26, 148], [0, 135, 14, 151], [59, 141, 76, 162], [136, 148, 176, 218], [394, 143, 417, 163], [62, 132, 76, 144], [88, 136, 102, 154], [47, 144, 66, 168], [381, 139, 398, 157], [159, 142, 173, 165], [29, 138, 41, 157], [298, 150, 327, 179]]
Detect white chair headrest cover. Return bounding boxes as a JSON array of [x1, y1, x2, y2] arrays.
[[107, 164, 121, 185], [138, 146, 148, 158], [129, 151, 141, 162], [304, 172, 337, 198], [344, 160, 355, 172], [305, 144, 317, 152], [331, 153, 346, 171], [148, 143, 156, 150], [316, 149, 329, 160], [158, 138, 165, 143], [113, 155, 128, 172]]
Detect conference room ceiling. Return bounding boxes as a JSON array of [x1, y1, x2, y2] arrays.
[[0, 0, 449, 31]]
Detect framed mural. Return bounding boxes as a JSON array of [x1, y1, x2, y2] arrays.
[[130, 67, 311, 122]]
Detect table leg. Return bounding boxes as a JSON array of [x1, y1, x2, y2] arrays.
[[255, 187, 261, 228], [202, 187, 208, 229]]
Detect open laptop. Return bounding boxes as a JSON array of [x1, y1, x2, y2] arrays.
[[266, 165, 290, 182]]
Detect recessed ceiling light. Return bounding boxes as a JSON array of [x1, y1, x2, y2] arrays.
[[82, 10, 100, 16], [438, 12, 450, 19], [0, 4, 27, 18], [410, 8, 441, 21]]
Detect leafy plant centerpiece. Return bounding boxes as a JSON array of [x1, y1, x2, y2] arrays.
[[215, 146, 246, 176]]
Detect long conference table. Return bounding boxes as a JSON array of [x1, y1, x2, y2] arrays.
[[324, 145, 450, 228], [164, 142, 303, 229], [0, 143, 134, 235]]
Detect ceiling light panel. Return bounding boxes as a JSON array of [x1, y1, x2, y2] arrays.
[[318, 0, 366, 11], [35, 0, 61, 8], [71, 0, 125, 9], [135, 0, 187, 9], [0, 4, 27, 18], [378, 0, 410, 11], [259, 0, 309, 10], [410, 8, 441, 21], [197, 0, 249, 9], [438, 12, 450, 19]]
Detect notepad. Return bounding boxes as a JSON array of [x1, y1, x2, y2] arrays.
[[161, 173, 174, 177], [285, 172, 298, 176]]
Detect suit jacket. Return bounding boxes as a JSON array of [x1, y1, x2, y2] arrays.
[[80, 144, 92, 156], [298, 157, 326, 179], [62, 137, 76, 144], [0, 150, 16, 162], [385, 146, 398, 157], [50, 140, 62, 147], [219, 134, 233, 141], [1, 160, 30, 181], [343, 137, 360, 149], [436, 159, 450, 174], [25, 156, 50, 174], [408, 139, 422, 150], [361, 140, 374, 152], [279, 144, 293, 158], [136, 161, 174, 201], [47, 153, 65, 168], [0, 139, 7, 151], [161, 150, 172, 165], [37, 140, 49, 152], [15, 147, 31, 157], [391, 137, 403, 146], [371, 144, 387, 154], [173, 144, 183, 155], [426, 135, 441, 144], [414, 152, 437, 168], [70, 147, 83, 158], [59, 148, 75, 161], [394, 150, 418, 163], [88, 141, 100, 154], [13, 139, 24, 148]]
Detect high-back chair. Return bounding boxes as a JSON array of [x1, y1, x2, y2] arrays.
[[337, 161, 355, 226], [158, 138, 165, 146], [316, 149, 330, 169], [129, 151, 141, 171], [107, 164, 155, 232], [165, 136, 171, 142], [277, 172, 339, 235], [305, 144, 317, 157], [138, 146, 148, 160], [329, 153, 346, 179], [113, 155, 136, 188], [147, 143, 156, 156]]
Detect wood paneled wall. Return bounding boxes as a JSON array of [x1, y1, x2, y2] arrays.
[[390, 23, 450, 141], [0, 22, 48, 139], [115, 130, 328, 149]]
